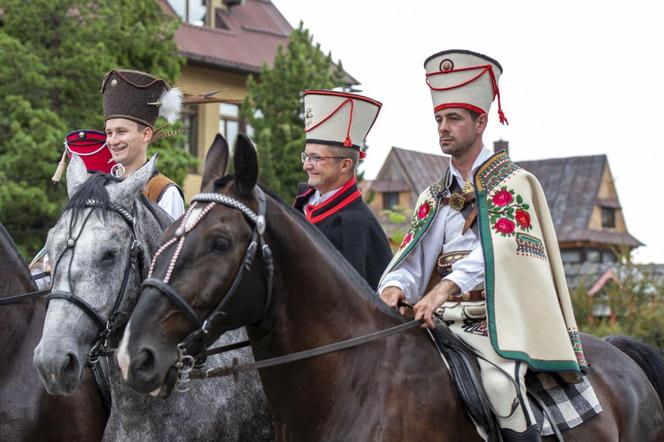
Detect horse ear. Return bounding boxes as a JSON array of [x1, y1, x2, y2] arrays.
[[66, 155, 89, 198], [108, 154, 157, 206], [233, 134, 258, 197], [200, 133, 229, 192]]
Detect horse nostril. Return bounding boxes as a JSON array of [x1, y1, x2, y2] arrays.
[[62, 352, 80, 378], [133, 348, 156, 376]]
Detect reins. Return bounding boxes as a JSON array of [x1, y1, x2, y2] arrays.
[[195, 301, 421, 378], [0, 288, 51, 305], [142, 187, 427, 392], [192, 319, 422, 380]]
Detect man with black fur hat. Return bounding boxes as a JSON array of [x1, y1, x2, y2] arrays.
[[101, 69, 185, 220], [293, 90, 392, 290]]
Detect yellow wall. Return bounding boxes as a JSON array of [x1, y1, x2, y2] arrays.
[[175, 63, 249, 201], [369, 191, 413, 214]]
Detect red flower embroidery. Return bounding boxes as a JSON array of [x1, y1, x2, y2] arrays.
[[400, 232, 413, 249], [515, 209, 531, 228], [417, 202, 431, 219], [494, 218, 515, 234], [492, 189, 513, 207]]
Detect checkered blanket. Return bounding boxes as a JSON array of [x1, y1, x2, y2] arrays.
[[526, 373, 602, 436]]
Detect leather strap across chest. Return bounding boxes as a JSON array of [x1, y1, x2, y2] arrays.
[[441, 174, 478, 235]]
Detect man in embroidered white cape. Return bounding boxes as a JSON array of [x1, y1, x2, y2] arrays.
[[379, 49, 586, 442]]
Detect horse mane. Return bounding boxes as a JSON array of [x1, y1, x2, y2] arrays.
[[0, 222, 32, 281], [66, 172, 124, 223], [604, 335, 664, 406]]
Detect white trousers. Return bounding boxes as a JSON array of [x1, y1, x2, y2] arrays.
[[437, 301, 536, 432]]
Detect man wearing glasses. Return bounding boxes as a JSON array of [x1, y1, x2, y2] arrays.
[[293, 89, 392, 290]]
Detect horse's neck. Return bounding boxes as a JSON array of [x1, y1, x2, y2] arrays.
[[257, 206, 398, 353], [0, 236, 40, 356], [248, 205, 452, 437]]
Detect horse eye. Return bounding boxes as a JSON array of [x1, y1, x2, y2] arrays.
[[212, 237, 231, 252], [101, 250, 117, 262]]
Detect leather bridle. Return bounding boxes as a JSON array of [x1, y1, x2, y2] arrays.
[[47, 199, 145, 365], [141, 187, 274, 392], [139, 187, 426, 395]]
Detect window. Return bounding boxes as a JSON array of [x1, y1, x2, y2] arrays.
[[383, 192, 399, 210], [602, 207, 616, 228], [219, 103, 240, 149], [182, 108, 198, 158], [602, 251, 617, 263], [561, 249, 582, 264], [586, 250, 601, 263], [167, 0, 207, 26]]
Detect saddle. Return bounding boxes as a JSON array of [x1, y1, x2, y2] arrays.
[[429, 324, 566, 442]]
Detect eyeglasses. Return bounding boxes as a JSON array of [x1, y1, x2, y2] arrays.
[[300, 152, 347, 165]]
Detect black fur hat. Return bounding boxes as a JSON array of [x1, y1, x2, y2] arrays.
[[101, 69, 182, 128]]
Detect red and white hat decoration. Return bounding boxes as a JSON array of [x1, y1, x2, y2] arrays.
[[303, 90, 382, 159], [424, 49, 508, 125], [51, 130, 116, 182]]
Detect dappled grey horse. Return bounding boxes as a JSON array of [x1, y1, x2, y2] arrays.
[[33, 154, 273, 441]]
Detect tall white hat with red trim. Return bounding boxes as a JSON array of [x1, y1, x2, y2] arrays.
[[303, 90, 382, 159], [424, 49, 508, 124]]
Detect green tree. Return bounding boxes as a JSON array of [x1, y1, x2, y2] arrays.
[[0, 0, 194, 258], [244, 22, 346, 201], [569, 260, 664, 352]]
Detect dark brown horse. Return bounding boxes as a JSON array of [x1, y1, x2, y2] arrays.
[[118, 135, 664, 441], [0, 223, 106, 441]]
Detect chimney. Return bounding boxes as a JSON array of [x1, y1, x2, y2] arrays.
[[494, 139, 509, 156]]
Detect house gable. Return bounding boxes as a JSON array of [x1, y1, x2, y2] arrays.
[[370, 148, 640, 261]]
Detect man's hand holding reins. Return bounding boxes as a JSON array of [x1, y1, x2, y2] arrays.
[[380, 286, 413, 316], [413, 279, 460, 328]]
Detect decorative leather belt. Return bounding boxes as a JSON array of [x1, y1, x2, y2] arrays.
[[437, 250, 471, 278], [436, 250, 485, 303]]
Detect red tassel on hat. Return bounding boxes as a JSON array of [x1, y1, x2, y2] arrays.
[[359, 151, 367, 159], [498, 109, 509, 125], [343, 136, 352, 147], [487, 66, 509, 125]]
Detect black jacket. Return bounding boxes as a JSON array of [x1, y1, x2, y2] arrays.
[[293, 177, 393, 290]]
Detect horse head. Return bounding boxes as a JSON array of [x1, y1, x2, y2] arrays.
[[118, 134, 273, 396], [33, 154, 165, 395]]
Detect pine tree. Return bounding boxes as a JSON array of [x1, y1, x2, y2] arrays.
[[0, 0, 194, 257], [244, 22, 346, 201]]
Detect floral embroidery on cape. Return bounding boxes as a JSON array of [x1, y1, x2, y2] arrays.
[[487, 186, 534, 237]]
